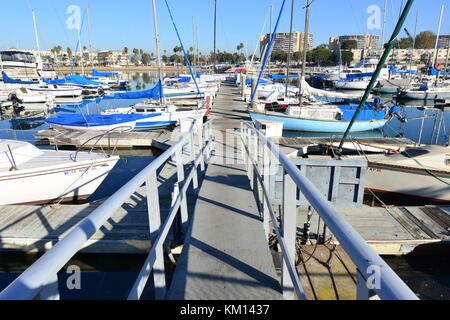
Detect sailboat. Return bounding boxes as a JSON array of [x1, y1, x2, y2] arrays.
[[0, 139, 119, 205], [248, 0, 398, 133], [351, 145, 450, 202]]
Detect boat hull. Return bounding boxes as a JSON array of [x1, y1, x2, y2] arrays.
[[398, 90, 450, 100], [0, 156, 119, 205], [366, 161, 450, 202], [333, 80, 369, 90], [249, 111, 387, 132]]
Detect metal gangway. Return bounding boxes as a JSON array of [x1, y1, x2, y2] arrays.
[[0, 118, 418, 300]]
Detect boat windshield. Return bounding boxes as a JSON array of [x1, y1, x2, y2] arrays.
[[1, 51, 36, 64], [42, 63, 55, 71]]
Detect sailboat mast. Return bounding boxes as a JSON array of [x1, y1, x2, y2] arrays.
[[192, 16, 196, 68], [381, 0, 387, 48], [298, 0, 311, 107], [77, 26, 85, 75], [409, 10, 418, 70], [86, 5, 94, 68], [268, 5, 272, 76], [213, 0, 217, 73], [285, 0, 294, 96], [433, 4, 444, 66], [31, 10, 41, 65], [151, 0, 163, 104]]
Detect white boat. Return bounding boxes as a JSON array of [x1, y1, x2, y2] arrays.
[[104, 103, 207, 130], [397, 86, 450, 100], [353, 145, 450, 202], [0, 139, 119, 205], [333, 78, 371, 90], [12, 87, 54, 103], [27, 84, 83, 98]]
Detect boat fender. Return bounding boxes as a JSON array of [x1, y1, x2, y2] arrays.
[[387, 148, 400, 154]]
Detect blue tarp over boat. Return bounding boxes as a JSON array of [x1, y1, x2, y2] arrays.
[[107, 81, 163, 99], [269, 73, 299, 80], [430, 66, 450, 76], [338, 105, 399, 121], [46, 113, 161, 128], [245, 77, 268, 85], [345, 72, 374, 79], [92, 69, 119, 77], [1, 72, 39, 84], [388, 66, 417, 74], [42, 75, 102, 86]]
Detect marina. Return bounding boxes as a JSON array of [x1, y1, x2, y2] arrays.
[[1, 0, 450, 304]]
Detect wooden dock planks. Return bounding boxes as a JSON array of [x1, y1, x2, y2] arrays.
[[0, 158, 183, 253], [34, 128, 181, 150]]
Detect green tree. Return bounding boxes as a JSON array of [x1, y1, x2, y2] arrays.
[[271, 51, 288, 63], [130, 56, 139, 65], [341, 40, 357, 50], [66, 47, 73, 59], [307, 46, 332, 66], [415, 31, 436, 49], [123, 47, 129, 55], [331, 50, 353, 65], [141, 53, 151, 65]]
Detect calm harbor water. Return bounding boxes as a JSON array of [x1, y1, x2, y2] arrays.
[[0, 72, 449, 299]]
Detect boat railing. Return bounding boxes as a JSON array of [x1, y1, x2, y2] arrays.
[[240, 120, 418, 300], [71, 125, 135, 162], [0, 119, 214, 300]]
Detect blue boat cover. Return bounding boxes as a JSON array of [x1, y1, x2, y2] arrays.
[[430, 66, 450, 76], [269, 73, 299, 80], [1, 72, 39, 84], [46, 113, 161, 128], [338, 105, 387, 121], [92, 69, 119, 77], [245, 77, 268, 85], [42, 75, 102, 86], [108, 80, 163, 99], [173, 76, 191, 83], [388, 66, 417, 75], [345, 72, 374, 80]]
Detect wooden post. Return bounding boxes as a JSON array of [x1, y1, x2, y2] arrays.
[[241, 73, 247, 101]]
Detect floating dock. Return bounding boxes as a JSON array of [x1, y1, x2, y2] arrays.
[[34, 128, 181, 150]]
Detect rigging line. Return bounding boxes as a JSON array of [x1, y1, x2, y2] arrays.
[[50, 1, 71, 43], [251, 0, 287, 102], [251, 11, 270, 64], [163, 0, 200, 95], [345, 0, 362, 34], [368, 113, 450, 187]]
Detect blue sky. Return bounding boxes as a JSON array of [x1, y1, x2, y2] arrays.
[[1, 0, 449, 55]]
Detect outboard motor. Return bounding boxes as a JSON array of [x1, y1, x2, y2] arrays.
[[7, 92, 23, 104], [389, 105, 407, 123]]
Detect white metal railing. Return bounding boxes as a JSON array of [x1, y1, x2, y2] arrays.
[[240, 120, 419, 300], [0, 119, 213, 300]]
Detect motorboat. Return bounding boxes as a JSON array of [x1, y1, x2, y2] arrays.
[[27, 84, 83, 98], [0, 139, 119, 205], [397, 85, 450, 100], [351, 145, 450, 202]]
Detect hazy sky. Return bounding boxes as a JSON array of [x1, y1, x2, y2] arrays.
[[1, 0, 448, 54]]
